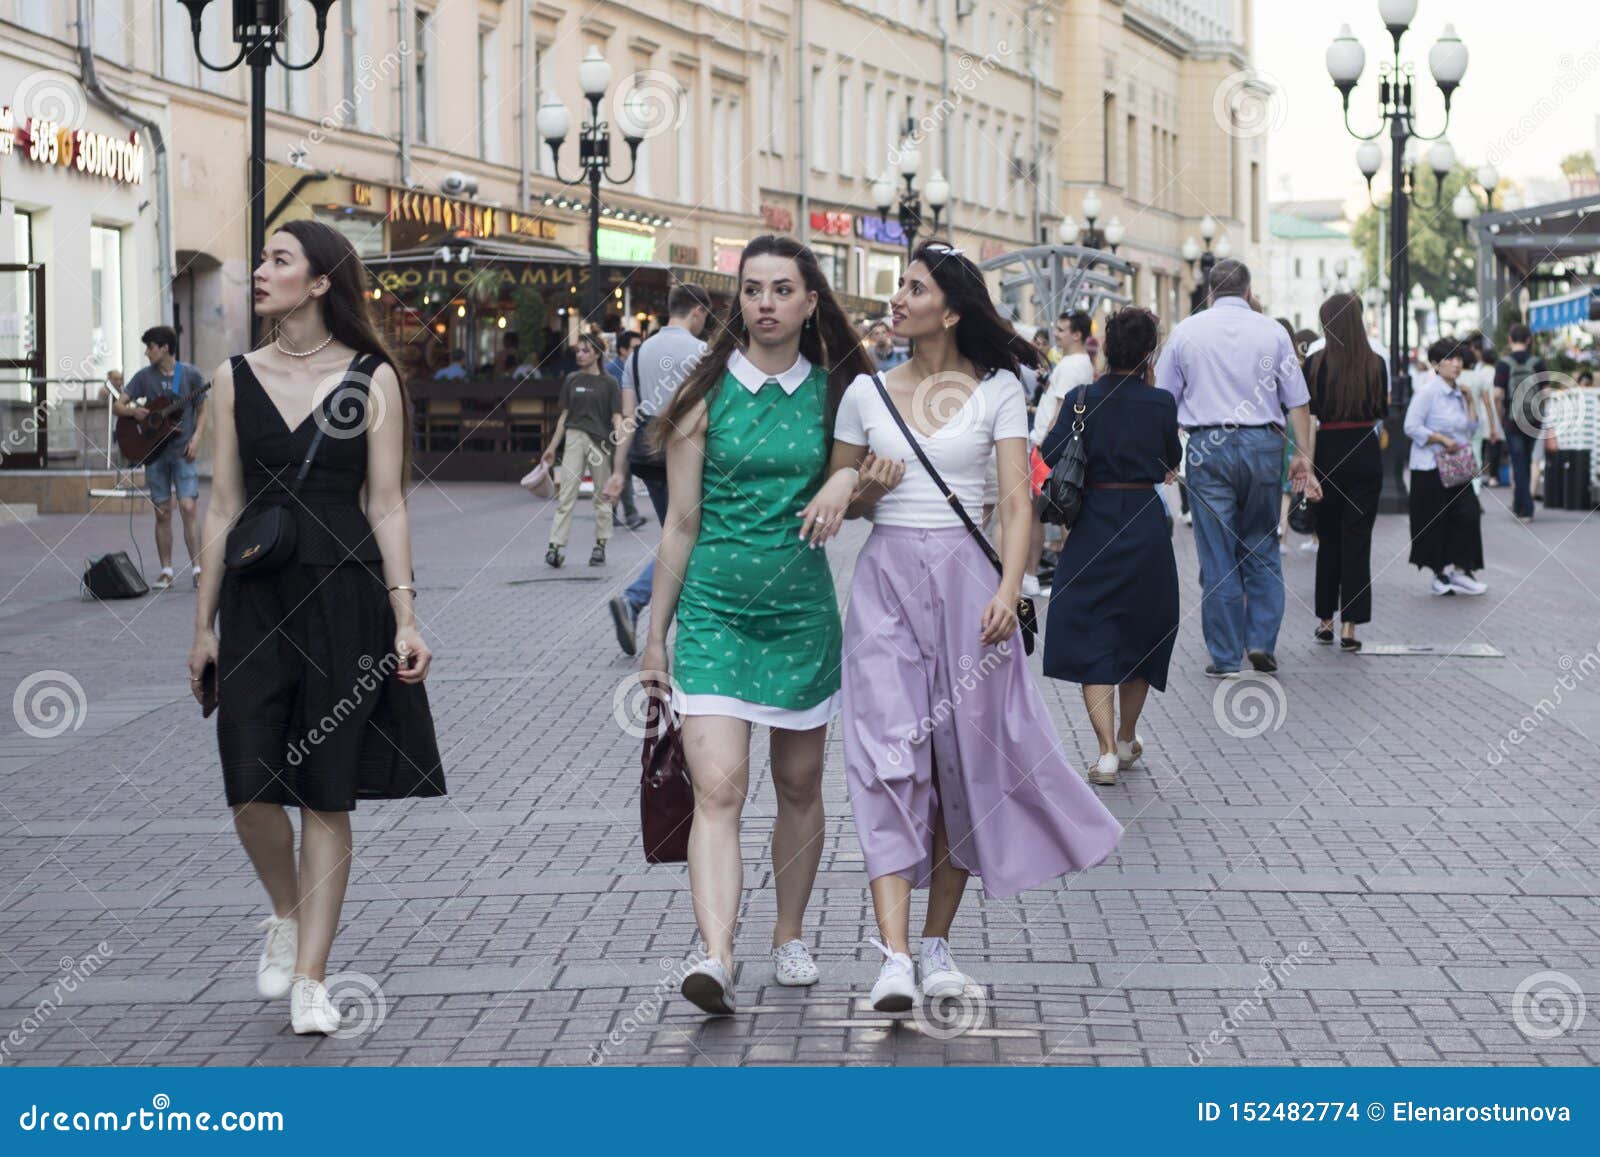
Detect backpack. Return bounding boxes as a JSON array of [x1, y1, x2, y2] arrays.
[[1501, 353, 1545, 435]]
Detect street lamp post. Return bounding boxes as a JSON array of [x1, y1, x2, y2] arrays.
[[1327, 2, 1467, 512], [179, 0, 339, 343], [537, 47, 646, 325], [1184, 215, 1226, 313], [873, 128, 950, 262]]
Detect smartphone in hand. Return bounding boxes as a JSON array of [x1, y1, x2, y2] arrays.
[[201, 659, 218, 718]]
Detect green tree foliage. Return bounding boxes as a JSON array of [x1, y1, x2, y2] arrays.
[[1349, 164, 1478, 306]]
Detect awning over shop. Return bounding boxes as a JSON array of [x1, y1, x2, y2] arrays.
[[1527, 286, 1600, 333]]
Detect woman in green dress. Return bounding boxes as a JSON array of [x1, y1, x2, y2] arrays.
[[641, 235, 881, 1015]]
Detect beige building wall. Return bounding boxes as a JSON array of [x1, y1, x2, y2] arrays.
[[1052, 0, 1269, 327]]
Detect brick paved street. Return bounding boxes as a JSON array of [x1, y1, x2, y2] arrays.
[[3, 477, 1600, 1067]]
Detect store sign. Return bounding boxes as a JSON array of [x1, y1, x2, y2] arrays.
[[597, 226, 656, 263], [669, 243, 700, 265], [855, 215, 905, 245], [761, 203, 794, 232], [351, 181, 375, 207], [502, 212, 560, 242], [376, 264, 625, 293], [388, 188, 497, 238], [810, 210, 852, 236], [5, 111, 144, 184]]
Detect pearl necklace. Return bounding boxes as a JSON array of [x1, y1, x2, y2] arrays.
[[275, 332, 334, 358]]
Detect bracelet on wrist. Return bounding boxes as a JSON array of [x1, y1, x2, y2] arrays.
[[388, 584, 417, 597]]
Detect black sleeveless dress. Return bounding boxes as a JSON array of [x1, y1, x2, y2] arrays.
[[216, 353, 446, 812]]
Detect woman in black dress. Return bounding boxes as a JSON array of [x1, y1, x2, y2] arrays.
[[188, 219, 445, 1035], [1304, 293, 1387, 651], [1041, 308, 1180, 787]]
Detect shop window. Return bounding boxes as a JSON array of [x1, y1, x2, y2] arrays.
[[89, 226, 123, 379]]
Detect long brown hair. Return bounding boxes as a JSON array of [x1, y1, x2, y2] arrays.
[[656, 235, 873, 447], [1312, 292, 1384, 415], [274, 218, 414, 480], [911, 241, 1040, 378]]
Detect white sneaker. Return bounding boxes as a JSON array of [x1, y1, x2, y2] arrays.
[[680, 955, 737, 1016], [1089, 752, 1119, 786], [1021, 574, 1042, 598], [1116, 736, 1143, 770], [772, 939, 819, 987], [191, 564, 202, 590], [1430, 575, 1456, 596], [255, 914, 298, 999], [919, 936, 966, 999], [868, 939, 916, 1013], [1448, 570, 1487, 596], [289, 975, 342, 1035], [152, 568, 174, 591]]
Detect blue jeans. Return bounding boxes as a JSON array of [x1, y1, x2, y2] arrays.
[[143, 440, 199, 505], [1185, 426, 1286, 670], [624, 472, 669, 610], [1503, 427, 1536, 517]]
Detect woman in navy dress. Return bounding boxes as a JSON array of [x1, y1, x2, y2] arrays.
[[1040, 308, 1180, 787]]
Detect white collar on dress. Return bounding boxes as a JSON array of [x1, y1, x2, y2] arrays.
[[728, 348, 812, 395]]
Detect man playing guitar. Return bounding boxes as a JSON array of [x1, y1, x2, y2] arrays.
[[107, 326, 209, 590]]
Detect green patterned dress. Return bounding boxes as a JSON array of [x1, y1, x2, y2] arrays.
[[672, 350, 842, 728]]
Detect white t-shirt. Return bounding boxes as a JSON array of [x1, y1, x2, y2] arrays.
[[834, 369, 1029, 528], [1032, 352, 1095, 444]]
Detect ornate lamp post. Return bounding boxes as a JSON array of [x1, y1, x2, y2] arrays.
[[1327, 3, 1468, 411], [872, 133, 950, 261], [1185, 215, 1225, 313], [1328, 3, 1467, 512], [537, 47, 646, 323], [178, 0, 339, 340]]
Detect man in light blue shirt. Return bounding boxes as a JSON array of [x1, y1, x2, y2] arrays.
[[1154, 259, 1320, 676]]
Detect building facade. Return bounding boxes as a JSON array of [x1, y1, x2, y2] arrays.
[[1264, 199, 1365, 333]]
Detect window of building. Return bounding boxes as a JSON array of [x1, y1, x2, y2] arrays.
[[161, 1, 198, 86], [414, 8, 435, 144], [677, 82, 694, 202], [92, 0, 126, 65], [89, 226, 123, 379], [712, 96, 728, 209], [1102, 94, 1115, 186], [1294, 257, 1302, 278], [837, 76, 852, 176], [5, 212, 35, 365], [809, 67, 825, 171], [767, 57, 783, 155], [1125, 114, 1137, 198], [863, 82, 877, 175], [18, 0, 55, 34], [727, 99, 742, 211], [478, 24, 500, 161], [1251, 162, 1261, 244]]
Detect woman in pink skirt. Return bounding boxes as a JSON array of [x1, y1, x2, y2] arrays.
[[820, 242, 1123, 1012]]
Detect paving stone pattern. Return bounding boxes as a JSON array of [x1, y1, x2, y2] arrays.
[[2, 477, 1599, 1067]]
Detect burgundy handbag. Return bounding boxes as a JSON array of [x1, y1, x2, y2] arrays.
[[640, 692, 693, 864]]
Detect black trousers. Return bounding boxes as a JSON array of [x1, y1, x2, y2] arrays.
[[1408, 467, 1484, 575], [1312, 426, 1382, 624]]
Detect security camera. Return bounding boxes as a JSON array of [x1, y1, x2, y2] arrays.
[[440, 171, 478, 197]]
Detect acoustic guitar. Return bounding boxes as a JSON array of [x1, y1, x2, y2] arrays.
[[115, 383, 212, 464]]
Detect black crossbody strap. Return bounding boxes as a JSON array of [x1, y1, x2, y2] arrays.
[[869, 371, 1004, 576], [289, 352, 370, 494]]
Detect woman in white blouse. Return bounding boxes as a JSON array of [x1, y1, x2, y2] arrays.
[[811, 242, 1122, 1013], [1404, 338, 1487, 596]]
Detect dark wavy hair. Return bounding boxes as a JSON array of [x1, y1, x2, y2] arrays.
[[910, 241, 1041, 379], [273, 218, 412, 480], [1103, 307, 1160, 374], [656, 235, 873, 445]]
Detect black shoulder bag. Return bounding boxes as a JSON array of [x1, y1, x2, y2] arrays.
[[868, 372, 1037, 655], [1039, 385, 1089, 527], [223, 353, 368, 575]]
